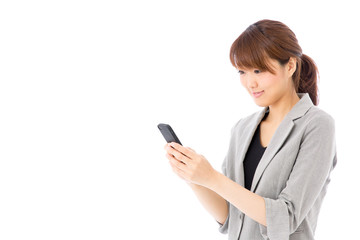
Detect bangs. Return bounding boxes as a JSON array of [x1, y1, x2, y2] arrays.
[[230, 25, 276, 74]]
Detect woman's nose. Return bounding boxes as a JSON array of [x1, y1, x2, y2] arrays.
[[247, 77, 258, 89]]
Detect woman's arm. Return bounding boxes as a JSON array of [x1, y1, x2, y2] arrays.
[[165, 142, 266, 226], [187, 183, 228, 225], [209, 171, 266, 226]]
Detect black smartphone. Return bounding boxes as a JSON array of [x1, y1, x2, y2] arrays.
[[157, 123, 182, 145]]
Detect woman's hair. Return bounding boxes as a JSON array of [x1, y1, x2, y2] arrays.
[[230, 19, 319, 105]]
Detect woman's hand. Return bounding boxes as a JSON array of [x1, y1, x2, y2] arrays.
[[164, 142, 217, 188]]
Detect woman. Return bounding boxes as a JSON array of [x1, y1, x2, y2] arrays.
[[164, 19, 337, 240]]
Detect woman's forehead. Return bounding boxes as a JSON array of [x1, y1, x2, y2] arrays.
[[236, 58, 280, 71]]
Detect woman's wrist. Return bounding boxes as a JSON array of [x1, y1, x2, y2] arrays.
[[203, 169, 223, 190]]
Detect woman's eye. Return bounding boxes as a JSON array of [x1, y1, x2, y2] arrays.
[[254, 69, 261, 74], [238, 70, 245, 75]]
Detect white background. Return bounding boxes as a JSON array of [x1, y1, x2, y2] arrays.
[[0, 0, 359, 239]]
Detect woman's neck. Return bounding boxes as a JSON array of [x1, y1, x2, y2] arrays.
[[265, 91, 300, 125]]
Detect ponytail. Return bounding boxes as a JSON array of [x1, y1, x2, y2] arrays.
[[296, 54, 319, 106]]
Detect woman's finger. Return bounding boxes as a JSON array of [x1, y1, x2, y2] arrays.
[[166, 153, 187, 171], [168, 158, 187, 180], [169, 142, 195, 159], [165, 145, 190, 165]]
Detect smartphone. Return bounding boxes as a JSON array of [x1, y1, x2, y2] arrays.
[[157, 123, 182, 145]]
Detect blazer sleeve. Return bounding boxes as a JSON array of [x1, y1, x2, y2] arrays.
[[259, 113, 337, 239], [217, 154, 230, 234]]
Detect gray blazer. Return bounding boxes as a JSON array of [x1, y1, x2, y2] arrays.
[[219, 93, 337, 240]]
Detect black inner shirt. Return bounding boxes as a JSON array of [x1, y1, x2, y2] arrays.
[[243, 111, 269, 190]]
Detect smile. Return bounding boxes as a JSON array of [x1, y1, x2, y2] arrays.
[[252, 91, 264, 98]]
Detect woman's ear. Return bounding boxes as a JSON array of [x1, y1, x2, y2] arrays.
[[287, 57, 297, 77]]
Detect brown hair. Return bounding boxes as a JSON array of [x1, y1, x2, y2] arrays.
[[230, 19, 319, 105]]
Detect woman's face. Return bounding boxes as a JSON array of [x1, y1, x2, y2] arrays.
[[238, 58, 296, 107]]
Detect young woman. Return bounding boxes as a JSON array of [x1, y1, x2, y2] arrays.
[[164, 19, 337, 240]]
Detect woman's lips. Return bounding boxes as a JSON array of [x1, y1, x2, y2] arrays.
[[252, 90, 264, 98]]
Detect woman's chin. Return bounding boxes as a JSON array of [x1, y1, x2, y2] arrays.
[[252, 99, 268, 107], [255, 103, 268, 107]]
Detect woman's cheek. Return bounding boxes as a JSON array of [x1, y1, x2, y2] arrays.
[[240, 78, 247, 89]]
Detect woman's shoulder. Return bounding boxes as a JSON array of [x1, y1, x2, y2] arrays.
[[302, 106, 335, 129], [231, 106, 335, 133]]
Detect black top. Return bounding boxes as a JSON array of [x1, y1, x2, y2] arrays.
[[243, 111, 269, 191]]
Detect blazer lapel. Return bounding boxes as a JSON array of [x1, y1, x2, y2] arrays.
[[250, 117, 294, 192], [234, 108, 269, 187], [250, 93, 314, 192]]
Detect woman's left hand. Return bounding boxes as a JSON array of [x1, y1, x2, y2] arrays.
[[164, 142, 217, 188]]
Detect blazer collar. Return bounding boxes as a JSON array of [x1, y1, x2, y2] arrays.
[[258, 93, 313, 122], [247, 93, 314, 192]]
